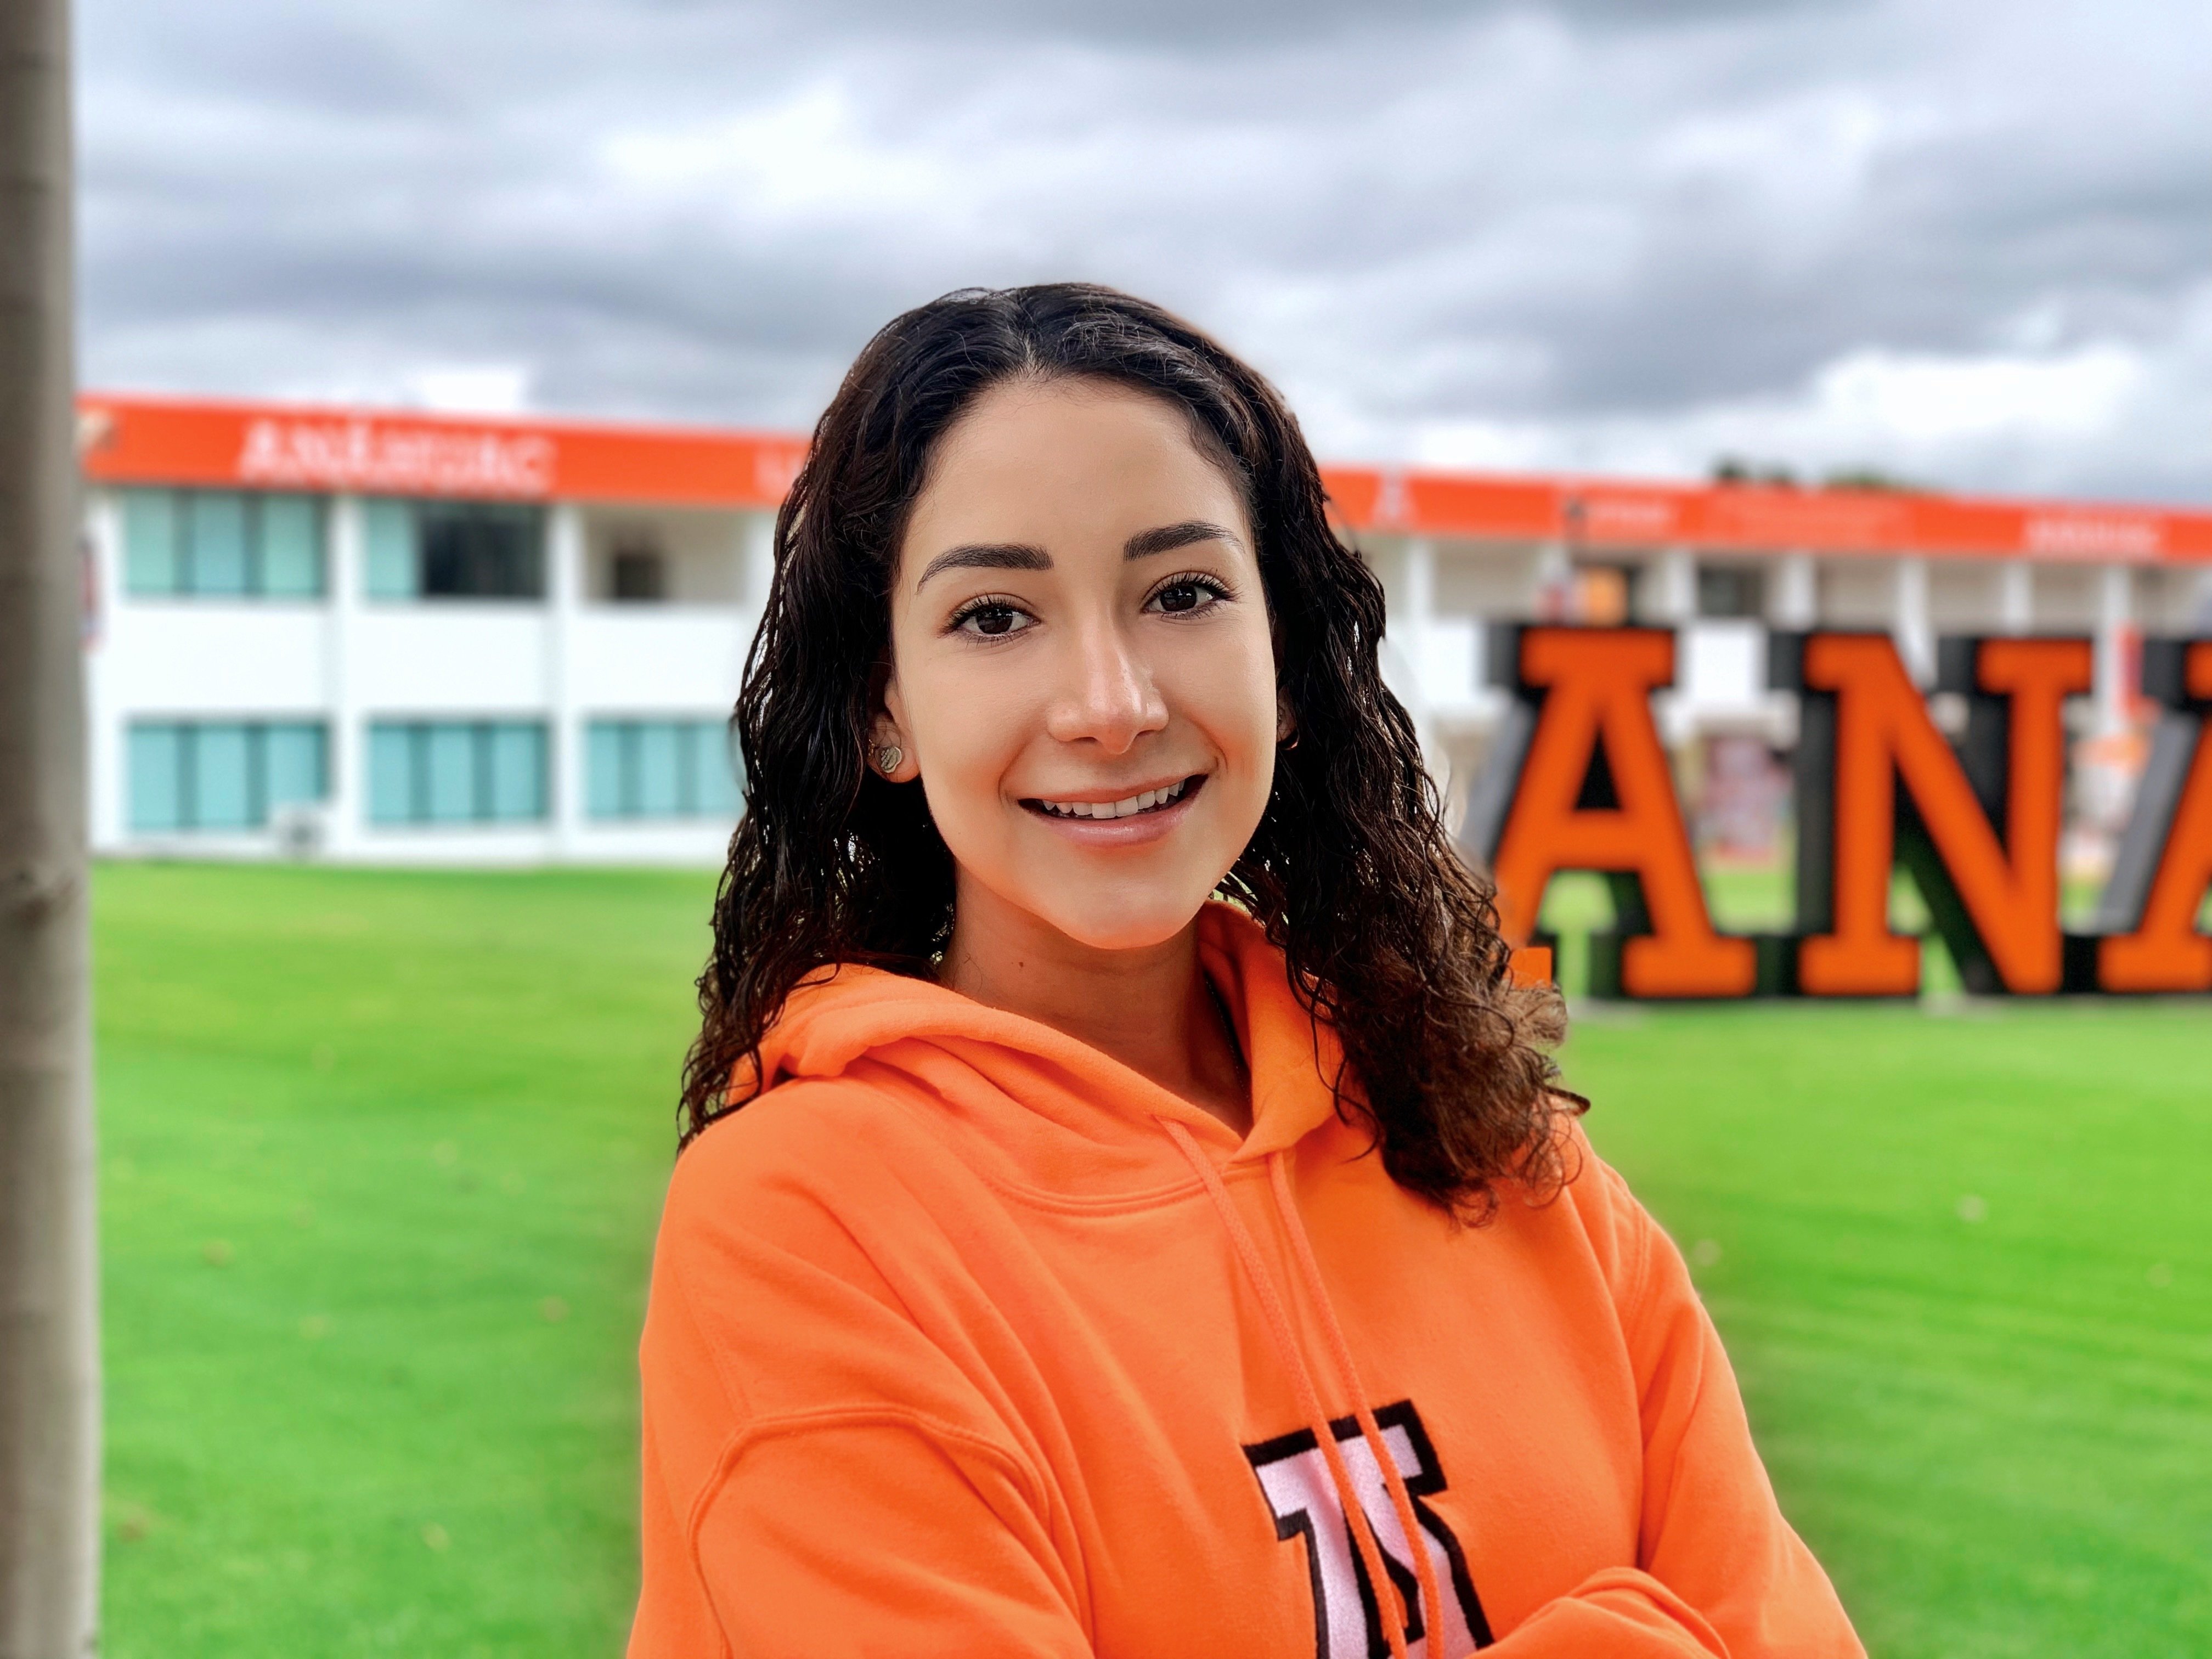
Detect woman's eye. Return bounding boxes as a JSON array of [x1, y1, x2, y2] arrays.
[[955, 601, 1031, 637], [1149, 578, 1226, 615]]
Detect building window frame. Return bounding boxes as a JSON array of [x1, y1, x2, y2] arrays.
[[586, 717, 742, 821], [1697, 563, 1769, 621], [368, 719, 551, 826], [127, 719, 329, 832], [363, 499, 548, 602], [121, 488, 328, 600]]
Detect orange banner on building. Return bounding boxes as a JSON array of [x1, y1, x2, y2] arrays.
[[80, 393, 2212, 562], [77, 393, 807, 509]]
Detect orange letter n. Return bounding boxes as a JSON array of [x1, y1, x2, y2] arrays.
[[1779, 633, 2092, 996]]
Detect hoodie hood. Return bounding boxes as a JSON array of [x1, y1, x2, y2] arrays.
[[753, 901, 1357, 1182]]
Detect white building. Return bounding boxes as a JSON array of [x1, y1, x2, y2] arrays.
[[82, 394, 798, 865], [80, 393, 2212, 867]]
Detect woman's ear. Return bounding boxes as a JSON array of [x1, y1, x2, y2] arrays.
[[869, 680, 918, 782], [1276, 690, 1297, 748]]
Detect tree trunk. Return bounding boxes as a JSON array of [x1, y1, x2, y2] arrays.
[[0, 0, 99, 1653]]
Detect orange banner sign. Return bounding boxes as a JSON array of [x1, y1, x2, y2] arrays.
[[80, 393, 2212, 563], [77, 393, 808, 509]]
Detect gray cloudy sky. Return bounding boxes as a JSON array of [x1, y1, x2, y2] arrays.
[[80, 0, 2212, 503]]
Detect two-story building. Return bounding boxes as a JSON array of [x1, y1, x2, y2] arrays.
[[80, 392, 2212, 867]]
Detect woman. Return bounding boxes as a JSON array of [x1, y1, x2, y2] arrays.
[[630, 284, 1861, 1657]]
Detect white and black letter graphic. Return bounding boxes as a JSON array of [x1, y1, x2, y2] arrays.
[[1244, 1401, 1492, 1659]]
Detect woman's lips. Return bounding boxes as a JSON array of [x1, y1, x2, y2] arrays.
[[1019, 773, 1208, 839], [1027, 774, 1197, 820]]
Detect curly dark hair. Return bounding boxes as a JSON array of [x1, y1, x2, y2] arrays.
[[681, 282, 1581, 1219]]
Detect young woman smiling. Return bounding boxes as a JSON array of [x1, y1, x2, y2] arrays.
[[630, 285, 1862, 1658]]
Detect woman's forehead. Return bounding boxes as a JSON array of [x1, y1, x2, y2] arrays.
[[902, 380, 1251, 568]]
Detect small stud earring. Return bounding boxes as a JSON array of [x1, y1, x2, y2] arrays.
[[873, 744, 904, 776]]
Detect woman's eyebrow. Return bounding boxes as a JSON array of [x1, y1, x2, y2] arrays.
[[1124, 520, 1241, 560], [915, 542, 1052, 590]]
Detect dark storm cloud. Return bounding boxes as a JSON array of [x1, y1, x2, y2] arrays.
[[78, 0, 2212, 500]]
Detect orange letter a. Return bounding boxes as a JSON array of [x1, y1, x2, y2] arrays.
[[1465, 627, 1755, 998], [2094, 639, 2212, 992]]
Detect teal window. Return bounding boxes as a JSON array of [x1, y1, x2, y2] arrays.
[[127, 721, 328, 832], [121, 489, 326, 599], [369, 721, 549, 825], [362, 500, 545, 601], [364, 499, 417, 599], [586, 719, 741, 821]]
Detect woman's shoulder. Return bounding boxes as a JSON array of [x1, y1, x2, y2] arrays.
[[641, 1074, 1018, 1466], [650, 1075, 962, 1390], [1501, 1108, 1667, 1322], [661, 1072, 937, 1251]]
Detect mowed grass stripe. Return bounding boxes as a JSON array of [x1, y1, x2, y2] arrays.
[[96, 863, 2211, 1656]]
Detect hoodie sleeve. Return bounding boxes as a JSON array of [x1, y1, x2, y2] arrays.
[[1481, 1144, 1864, 1658], [627, 1118, 1092, 1659], [682, 1411, 1091, 1657], [632, 1296, 1089, 1658]]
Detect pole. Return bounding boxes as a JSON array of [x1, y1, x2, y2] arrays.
[[0, 0, 99, 1651]]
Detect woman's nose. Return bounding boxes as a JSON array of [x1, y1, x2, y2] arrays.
[[1044, 618, 1167, 753]]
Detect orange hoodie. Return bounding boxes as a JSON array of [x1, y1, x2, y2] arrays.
[[630, 903, 1863, 1658]]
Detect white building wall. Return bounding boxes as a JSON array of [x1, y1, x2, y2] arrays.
[[102, 605, 326, 712], [86, 484, 768, 866], [321, 494, 366, 860], [569, 610, 754, 710], [83, 493, 127, 851], [1679, 620, 1768, 717], [351, 609, 550, 712]]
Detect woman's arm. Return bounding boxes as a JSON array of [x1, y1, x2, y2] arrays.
[[627, 1133, 1090, 1658], [1494, 1151, 1865, 1659], [650, 1412, 1090, 1657]]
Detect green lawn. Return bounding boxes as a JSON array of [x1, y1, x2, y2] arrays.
[[97, 862, 709, 1658], [1567, 1001, 2212, 1657], [96, 862, 2211, 1656]]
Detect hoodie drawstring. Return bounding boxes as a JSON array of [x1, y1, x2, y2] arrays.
[[1163, 1120, 1446, 1659], [1267, 1151, 1449, 1657]]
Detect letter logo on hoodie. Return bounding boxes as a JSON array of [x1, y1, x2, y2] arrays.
[[1245, 1401, 1492, 1657]]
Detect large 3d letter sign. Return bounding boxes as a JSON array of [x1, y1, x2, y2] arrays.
[[2084, 637, 2212, 992], [1466, 626, 2211, 1000], [1466, 627, 1756, 997], [1772, 631, 2091, 996]]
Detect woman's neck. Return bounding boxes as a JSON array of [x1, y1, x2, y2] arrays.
[[939, 878, 1251, 1136]]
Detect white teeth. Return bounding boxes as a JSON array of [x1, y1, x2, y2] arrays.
[[1038, 778, 1189, 819]]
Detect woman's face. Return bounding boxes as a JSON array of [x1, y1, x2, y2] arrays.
[[879, 376, 1280, 953]]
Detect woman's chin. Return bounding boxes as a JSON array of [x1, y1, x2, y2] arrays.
[[1024, 886, 1215, 955]]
